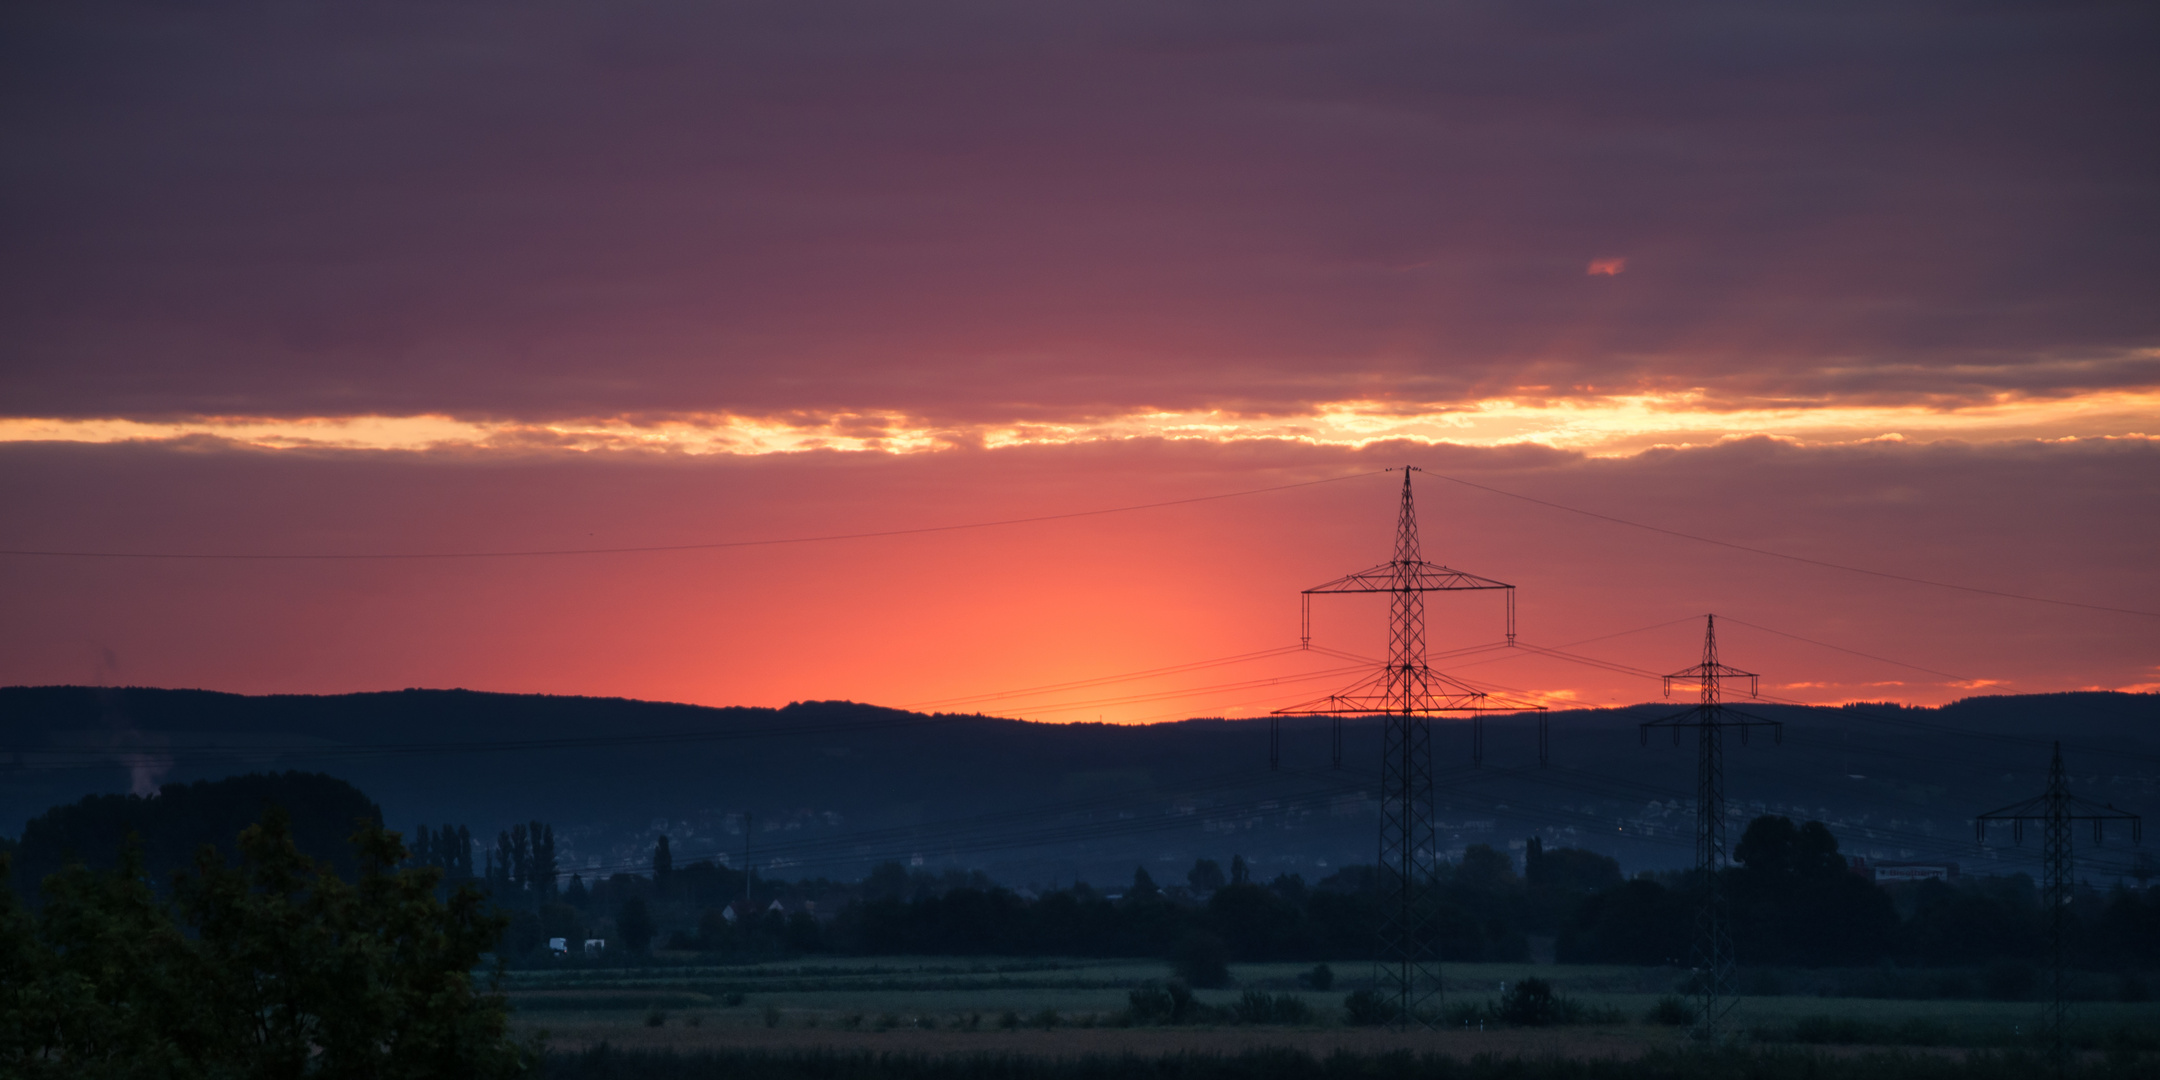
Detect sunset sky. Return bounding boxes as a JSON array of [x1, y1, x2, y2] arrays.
[[3, 2, 2156, 721]]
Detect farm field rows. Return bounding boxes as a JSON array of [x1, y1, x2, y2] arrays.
[[504, 957, 2160, 1055]]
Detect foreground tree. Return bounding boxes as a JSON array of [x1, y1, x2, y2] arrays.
[[1, 810, 525, 1079]]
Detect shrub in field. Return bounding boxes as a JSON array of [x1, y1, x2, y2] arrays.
[[1234, 989, 1313, 1025], [1442, 1000, 1487, 1028], [1171, 932, 1231, 988], [876, 1012, 900, 1031], [840, 1013, 863, 1030], [1497, 978, 1562, 1025], [1342, 989, 1394, 1026], [722, 991, 746, 1007], [1646, 995, 1696, 1026], [997, 1010, 1021, 1030], [1302, 963, 1334, 991], [915, 1015, 936, 1030], [762, 1004, 782, 1028], [645, 1009, 668, 1028], [1127, 979, 1206, 1025], [1032, 1008, 1060, 1029], [1128, 984, 1174, 1025]]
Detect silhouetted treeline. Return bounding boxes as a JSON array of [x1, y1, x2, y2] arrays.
[[603, 816, 2160, 977], [13, 776, 2155, 977], [6, 772, 381, 896], [1566, 815, 2160, 973]]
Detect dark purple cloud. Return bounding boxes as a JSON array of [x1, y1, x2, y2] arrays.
[[3, 1, 2156, 421]]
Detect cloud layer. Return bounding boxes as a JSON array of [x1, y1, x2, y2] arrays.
[[5, 1, 2157, 426]]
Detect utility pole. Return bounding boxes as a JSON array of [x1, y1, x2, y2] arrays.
[[1977, 743, 2141, 1070], [1639, 615, 1780, 1041], [1272, 468, 1538, 1029]]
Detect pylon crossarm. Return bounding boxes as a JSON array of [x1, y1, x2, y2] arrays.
[[1664, 663, 1759, 681], [1975, 796, 2052, 823], [1637, 705, 1782, 732], [1303, 561, 1514, 594], [1272, 695, 1518, 716], [1717, 706, 1785, 730]]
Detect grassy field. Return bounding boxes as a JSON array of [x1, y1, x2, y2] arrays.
[[503, 956, 2160, 1060]]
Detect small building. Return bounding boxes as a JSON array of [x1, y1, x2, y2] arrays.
[[547, 937, 569, 957], [1874, 861, 1959, 883], [1850, 856, 1959, 883], [583, 938, 605, 957]]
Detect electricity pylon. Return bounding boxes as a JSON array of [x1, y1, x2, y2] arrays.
[[1639, 615, 1780, 1041], [1272, 467, 1537, 1029], [1977, 743, 2141, 1068]]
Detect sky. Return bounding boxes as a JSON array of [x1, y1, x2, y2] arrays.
[[3, 1, 2157, 723]]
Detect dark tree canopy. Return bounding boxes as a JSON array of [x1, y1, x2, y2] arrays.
[[1186, 858, 1225, 893], [0, 809, 522, 1078], [9, 771, 381, 897]]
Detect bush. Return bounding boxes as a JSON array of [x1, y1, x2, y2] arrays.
[[1234, 990, 1312, 1025], [1128, 984, 1174, 1025], [1127, 980, 1203, 1025], [1342, 989, 1394, 1027], [721, 991, 746, 1007], [997, 1010, 1021, 1030], [1304, 963, 1334, 991], [1442, 1000, 1487, 1028], [762, 1004, 782, 1029], [1647, 995, 1696, 1026], [1497, 978, 1562, 1026], [645, 1009, 668, 1028], [1172, 932, 1231, 988], [1032, 1008, 1060, 1030]]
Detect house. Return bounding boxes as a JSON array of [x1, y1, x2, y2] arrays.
[[583, 938, 605, 957], [547, 937, 569, 957], [1873, 861, 1959, 883], [1849, 856, 1959, 883]]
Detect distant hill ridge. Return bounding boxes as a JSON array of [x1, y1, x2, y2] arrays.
[[4, 685, 2154, 885]]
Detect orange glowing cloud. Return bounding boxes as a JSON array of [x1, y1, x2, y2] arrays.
[[1587, 257, 1628, 276]]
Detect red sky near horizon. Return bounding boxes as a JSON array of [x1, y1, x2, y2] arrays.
[[2, 2, 2157, 724]]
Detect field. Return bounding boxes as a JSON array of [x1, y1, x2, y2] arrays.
[[504, 956, 2160, 1064]]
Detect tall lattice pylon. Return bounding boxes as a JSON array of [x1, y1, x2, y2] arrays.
[[1639, 615, 1780, 1041], [1273, 468, 1536, 1029], [1977, 743, 2141, 1069]]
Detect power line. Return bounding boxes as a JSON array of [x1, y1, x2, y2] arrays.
[[0, 470, 1384, 561], [1421, 468, 2160, 619], [1714, 616, 1980, 684]]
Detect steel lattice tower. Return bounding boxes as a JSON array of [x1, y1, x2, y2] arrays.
[[1639, 615, 1780, 1041], [1273, 468, 1534, 1029], [1977, 742, 2141, 1068]]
